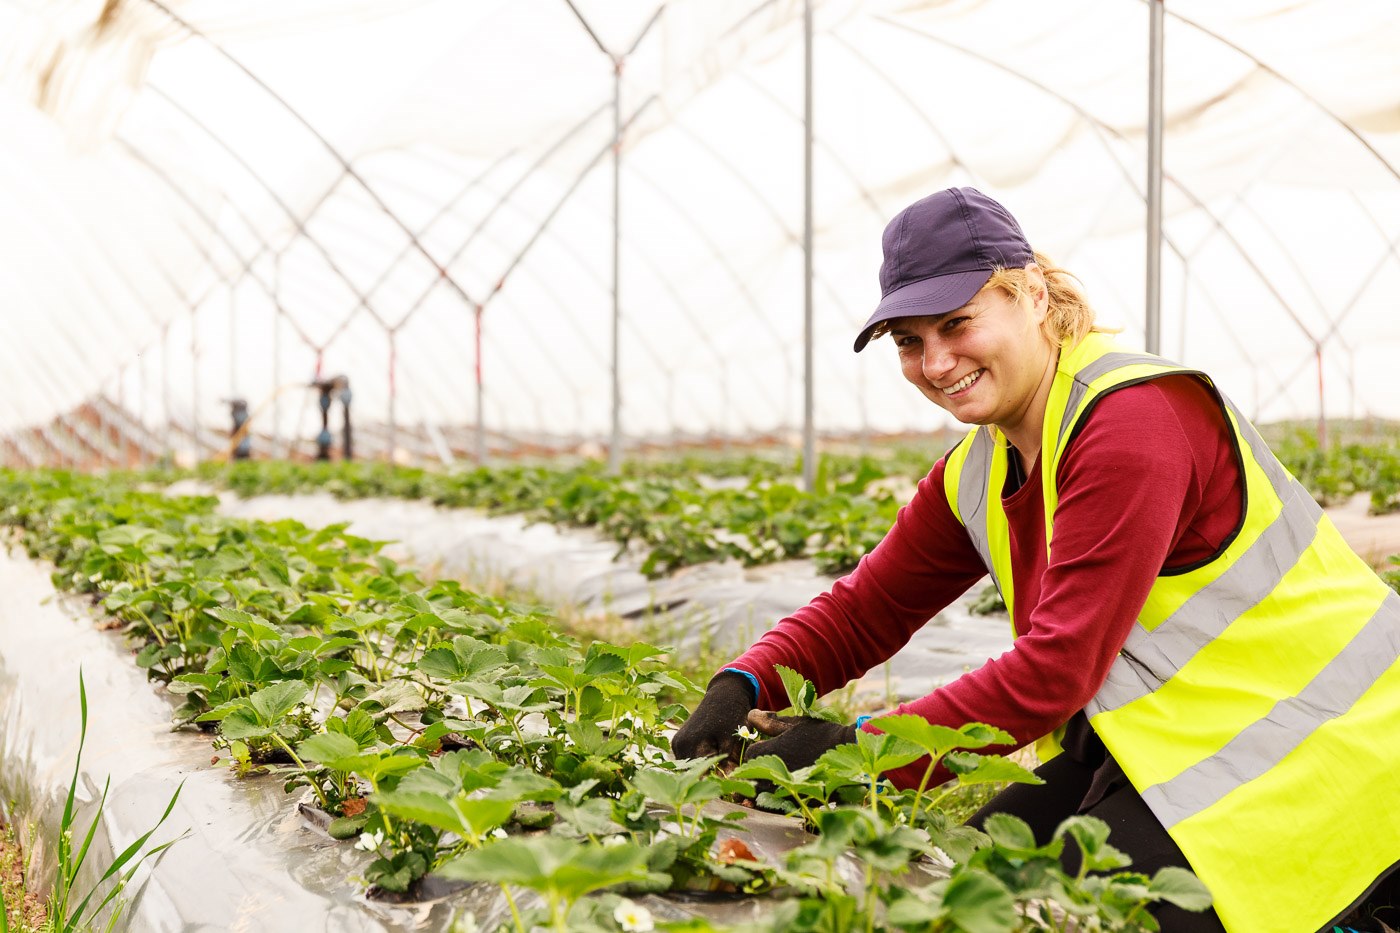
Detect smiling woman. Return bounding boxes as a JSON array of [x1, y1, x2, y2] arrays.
[[674, 186, 1400, 933]]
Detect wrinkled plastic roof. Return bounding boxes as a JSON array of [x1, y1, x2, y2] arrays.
[[2, 0, 1398, 455]]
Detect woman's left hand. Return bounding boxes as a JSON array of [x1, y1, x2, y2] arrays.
[[742, 709, 857, 771]]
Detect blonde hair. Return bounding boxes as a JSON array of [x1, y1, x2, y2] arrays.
[[865, 251, 1112, 348], [984, 251, 1112, 346]]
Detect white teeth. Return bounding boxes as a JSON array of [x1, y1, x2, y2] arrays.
[[944, 369, 983, 394]]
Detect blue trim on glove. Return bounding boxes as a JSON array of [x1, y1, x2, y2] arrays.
[[722, 668, 761, 704], [855, 714, 873, 730]]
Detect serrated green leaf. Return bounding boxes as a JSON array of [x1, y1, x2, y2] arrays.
[[248, 680, 308, 723], [1148, 865, 1213, 911], [296, 732, 361, 764]]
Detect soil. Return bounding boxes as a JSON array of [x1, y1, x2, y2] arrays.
[[1326, 494, 1400, 570], [0, 821, 48, 932]]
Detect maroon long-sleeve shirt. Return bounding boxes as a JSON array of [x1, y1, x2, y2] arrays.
[[728, 374, 1243, 788]]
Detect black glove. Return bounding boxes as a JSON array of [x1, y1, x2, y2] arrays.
[[742, 709, 857, 771], [670, 671, 756, 761]]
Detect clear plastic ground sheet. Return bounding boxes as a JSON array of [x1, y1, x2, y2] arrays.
[[0, 547, 403, 931], [205, 488, 1015, 703]]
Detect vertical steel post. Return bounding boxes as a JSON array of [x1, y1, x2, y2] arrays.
[[608, 56, 624, 474], [474, 303, 486, 463], [802, 0, 816, 491], [273, 306, 284, 456], [1145, 0, 1165, 355], [162, 322, 172, 461], [137, 349, 147, 468], [191, 307, 201, 465], [1316, 344, 1328, 448], [388, 328, 398, 462], [229, 286, 238, 397], [273, 256, 282, 458]]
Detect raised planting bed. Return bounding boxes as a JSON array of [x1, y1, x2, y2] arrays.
[[0, 470, 1212, 932]]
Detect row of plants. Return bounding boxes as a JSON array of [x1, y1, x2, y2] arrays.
[[147, 432, 1400, 585], [180, 456, 909, 577], [0, 468, 1210, 931], [1269, 429, 1400, 513]]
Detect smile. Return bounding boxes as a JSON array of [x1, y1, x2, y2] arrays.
[[942, 369, 984, 395]]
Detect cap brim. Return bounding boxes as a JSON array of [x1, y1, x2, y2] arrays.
[[853, 269, 992, 352]]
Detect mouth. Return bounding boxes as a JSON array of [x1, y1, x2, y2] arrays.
[[941, 369, 985, 396]]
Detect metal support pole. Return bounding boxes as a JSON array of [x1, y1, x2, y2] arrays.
[[802, 0, 816, 491], [474, 303, 485, 464], [272, 296, 282, 458], [162, 323, 172, 461], [1145, 0, 1165, 354], [229, 286, 238, 397], [191, 309, 201, 465], [608, 56, 624, 474], [1316, 344, 1328, 449], [387, 328, 398, 462], [137, 350, 147, 468]]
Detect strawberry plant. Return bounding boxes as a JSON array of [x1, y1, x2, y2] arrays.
[[0, 468, 1217, 930]]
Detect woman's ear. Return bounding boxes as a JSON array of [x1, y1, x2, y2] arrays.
[[1025, 262, 1049, 322]]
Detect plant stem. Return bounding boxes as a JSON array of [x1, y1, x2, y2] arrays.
[[500, 884, 525, 933], [270, 734, 330, 810]]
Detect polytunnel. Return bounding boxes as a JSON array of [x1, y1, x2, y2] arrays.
[[3, 0, 1399, 469], [4, 5, 1400, 932]]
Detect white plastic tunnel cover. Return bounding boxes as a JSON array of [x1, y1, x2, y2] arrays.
[[2, 0, 1399, 454]]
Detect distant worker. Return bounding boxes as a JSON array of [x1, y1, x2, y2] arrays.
[[229, 398, 251, 460], [671, 187, 1400, 932], [312, 375, 353, 461]]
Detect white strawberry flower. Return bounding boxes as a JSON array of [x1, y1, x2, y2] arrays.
[[735, 725, 759, 741], [613, 899, 654, 932], [354, 830, 386, 852]]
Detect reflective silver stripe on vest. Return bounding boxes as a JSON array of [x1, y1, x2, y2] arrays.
[[1140, 589, 1400, 829], [1089, 479, 1321, 713], [1227, 397, 1294, 494], [957, 428, 997, 577], [1087, 394, 1321, 715], [1055, 352, 1170, 457]]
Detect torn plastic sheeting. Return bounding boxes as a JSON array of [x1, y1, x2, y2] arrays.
[[207, 489, 1013, 700]]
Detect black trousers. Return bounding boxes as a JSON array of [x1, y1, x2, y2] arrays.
[[966, 751, 1400, 932]]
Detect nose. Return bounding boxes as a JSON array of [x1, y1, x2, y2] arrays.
[[921, 335, 955, 381]]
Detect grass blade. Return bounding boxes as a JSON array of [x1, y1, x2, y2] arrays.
[[66, 781, 184, 928]]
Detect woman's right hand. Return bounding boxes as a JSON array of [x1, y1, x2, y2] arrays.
[[669, 671, 755, 761]]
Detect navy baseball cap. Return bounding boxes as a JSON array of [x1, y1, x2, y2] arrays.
[[854, 187, 1034, 352]]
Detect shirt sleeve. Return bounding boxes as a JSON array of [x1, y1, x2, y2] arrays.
[[724, 453, 989, 709], [875, 376, 1233, 789]]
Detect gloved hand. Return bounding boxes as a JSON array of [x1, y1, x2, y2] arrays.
[[742, 709, 857, 771], [670, 671, 756, 761]]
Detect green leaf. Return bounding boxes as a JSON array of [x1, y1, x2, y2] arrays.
[[630, 769, 682, 807], [359, 681, 426, 716], [373, 791, 513, 837], [945, 752, 1043, 788], [774, 665, 815, 716], [437, 836, 651, 901], [871, 715, 1012, 761], [217, 707, 268, 741], [248, 680, 308, 724], [1148, 865, 1214, 911], [942, 871, 1016, 933], [981, 812, 1038, 854], [1057, 815, 1131, 873], [296, 732, 361, 764], [729, 755, 795, 786]]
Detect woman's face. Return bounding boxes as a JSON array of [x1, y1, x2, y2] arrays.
[[889, 275, 1056, 437]]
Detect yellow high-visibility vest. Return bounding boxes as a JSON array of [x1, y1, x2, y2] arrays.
[[942, 332, 1400, 932]]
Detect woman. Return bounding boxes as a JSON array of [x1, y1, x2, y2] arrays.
[[671, 187, 1400, 932]]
